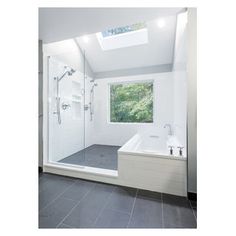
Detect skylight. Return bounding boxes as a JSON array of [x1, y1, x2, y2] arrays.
[[96, 22, 148, 51], [101, 22, 147, 38]]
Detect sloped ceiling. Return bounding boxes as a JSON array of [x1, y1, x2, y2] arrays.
[[39, 8, 184, 74], [39, 8, 182, 43], [76, 16, 177, 73]]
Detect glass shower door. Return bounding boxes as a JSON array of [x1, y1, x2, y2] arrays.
[[48, 50, 86, 166]]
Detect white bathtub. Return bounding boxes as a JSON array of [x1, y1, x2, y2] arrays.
[[118, 133, 187, 196], [118, 133, 186, 159]]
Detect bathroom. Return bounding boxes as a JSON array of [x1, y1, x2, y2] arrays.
[[39, 7, 197, 228]]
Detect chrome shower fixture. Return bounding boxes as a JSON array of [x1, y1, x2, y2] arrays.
[[89, 80, 98, 121], [56, 66, 75, 82], [54, 66, 76, 125]]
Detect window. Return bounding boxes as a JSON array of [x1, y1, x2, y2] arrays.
[[101, 22, 147, 38], [110, 82, 153, 123], [96, 22, 148, 51]]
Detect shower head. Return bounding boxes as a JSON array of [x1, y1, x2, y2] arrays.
[[90, 79, 98, 88], [57, 67, 75, 81], [67, 68, 75, 76]]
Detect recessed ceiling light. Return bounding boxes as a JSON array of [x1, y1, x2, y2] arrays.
[[82, 35, 89, 43], [157, 18, 166, 28]]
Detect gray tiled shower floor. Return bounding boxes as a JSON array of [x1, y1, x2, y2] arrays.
[[59, 145, 120, 170], [39, 173, 197, 228]]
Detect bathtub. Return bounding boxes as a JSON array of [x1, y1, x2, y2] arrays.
[[118, 133, 186, 159], [118, 133, 187, 196]]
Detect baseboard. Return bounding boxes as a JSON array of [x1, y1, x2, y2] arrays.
[[188, 192, 197, 201], [39, 166, 43, 173]]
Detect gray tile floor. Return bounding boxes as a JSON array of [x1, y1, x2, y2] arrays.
[[59, 145, 120, 170], [39, 173, 197, 228]]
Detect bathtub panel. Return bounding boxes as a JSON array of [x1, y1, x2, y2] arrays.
[[118, 154, 187, 196], [119, 167, 187, 184], [119, 154, 186, 173]]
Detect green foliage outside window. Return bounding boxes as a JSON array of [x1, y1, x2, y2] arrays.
[[110, 82, 153, 123]]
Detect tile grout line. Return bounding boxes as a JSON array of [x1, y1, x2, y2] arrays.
[[189, 200, 197, 222], [57, 222, 73, 228], [161, 192, 164, 228], [104, 207, 132, 216], [126, 188, 138, 228], [39, 180, 76, 213], [55, 183, 97, 228], [92, 186, 117, 227]]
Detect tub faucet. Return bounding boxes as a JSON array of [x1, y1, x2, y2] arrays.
[[164, 124, 173, 135], [168, 146, 174, 155], [177, 146, 184, 156]]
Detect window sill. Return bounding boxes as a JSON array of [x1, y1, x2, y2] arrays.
[[108, 122, 155, 125]]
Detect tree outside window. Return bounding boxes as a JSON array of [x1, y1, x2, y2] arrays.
[[110, 82, 153, 123]]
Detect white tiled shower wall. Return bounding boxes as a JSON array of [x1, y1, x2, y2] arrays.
[[48, 58, 95, 162]]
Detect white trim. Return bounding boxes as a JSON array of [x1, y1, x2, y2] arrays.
[[118, 149, 187, 161], [44, 162, 118, 178]]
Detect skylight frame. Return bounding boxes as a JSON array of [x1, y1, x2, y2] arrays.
[[101, 22, 147, 38], [96, 27, 149, 51]]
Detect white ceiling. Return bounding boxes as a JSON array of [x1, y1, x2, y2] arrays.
[[39, 8, 183, 43], [76, 16, 177, 73], [39, 8, 183, 74]]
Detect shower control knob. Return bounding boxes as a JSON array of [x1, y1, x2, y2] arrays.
[[61, 103, 71, 110], [177, 147, 184, 156]]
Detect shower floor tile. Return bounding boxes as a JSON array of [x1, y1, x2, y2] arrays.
[[59, 144, 120, 170]]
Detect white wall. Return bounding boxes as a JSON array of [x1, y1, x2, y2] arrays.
[[43, 39, 94, 78], [38, 40, 43, 168], [187, 8, 197, 193], [92, 73, 174, 146], [172, 10, 197, 194], [172, 12, 187, 149], [48, 58, 86, 162]]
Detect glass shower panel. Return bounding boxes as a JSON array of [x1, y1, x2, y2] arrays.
[[48, 51, 86, 165]]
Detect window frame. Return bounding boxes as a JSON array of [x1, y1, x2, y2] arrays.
[[107, 79, 155, 125]]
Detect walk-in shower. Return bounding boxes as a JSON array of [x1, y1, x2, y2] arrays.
[[54, 66, 75, 124]]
